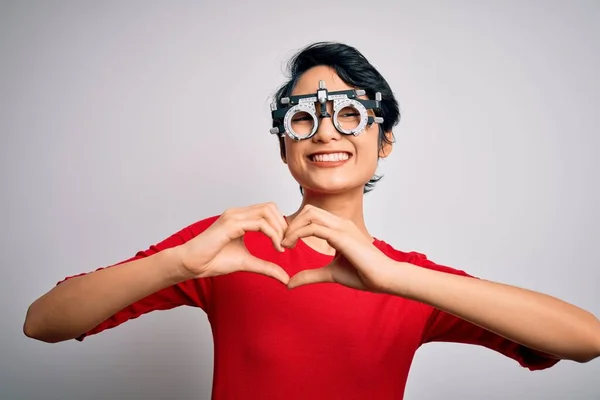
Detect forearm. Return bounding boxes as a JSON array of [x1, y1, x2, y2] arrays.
[[24, 247, 186, 343], [388, 261, 600, 363]]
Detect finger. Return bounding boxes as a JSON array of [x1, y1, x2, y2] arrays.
[[260, 204, 286, 245], [290, 205, 342, 231], [242, 254, 290, 285], [282, 222, 333, 248], [265, 202, 288, 234], [287, 267, 334, 289], [327, 261, 368, 291], [282, 207, 319, 246], [240, 218, 284, 252], [283, 205, 312, 232], [240, 203, 285, 251]]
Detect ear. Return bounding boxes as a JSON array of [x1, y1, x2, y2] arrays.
[[378, 131, 394, 158]]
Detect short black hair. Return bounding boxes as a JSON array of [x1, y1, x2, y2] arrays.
[[272, 41, 401, 194]]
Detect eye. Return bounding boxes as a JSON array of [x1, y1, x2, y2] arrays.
[[335, 106, 363, 132], [337, 106, 361, 120], [292, 116, 313, 122]]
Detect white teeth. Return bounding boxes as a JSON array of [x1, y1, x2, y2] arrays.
[[311, 152, 350, 162]]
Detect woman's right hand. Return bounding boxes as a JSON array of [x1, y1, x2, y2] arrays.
[[175, 202, 290, 284]]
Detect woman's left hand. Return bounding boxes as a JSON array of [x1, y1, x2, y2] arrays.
[[282, 205, 397, 292]]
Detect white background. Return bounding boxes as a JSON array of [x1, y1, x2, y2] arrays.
[[1, 1, 599, 398]]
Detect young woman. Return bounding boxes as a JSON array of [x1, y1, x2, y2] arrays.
[[23, 42, 600, 399]]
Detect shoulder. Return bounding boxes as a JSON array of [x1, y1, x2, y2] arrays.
[[374, 238, 474, 278], [155, 214, 222, 246]]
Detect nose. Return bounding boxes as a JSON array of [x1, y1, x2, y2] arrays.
[[312, 103, 340, 143]]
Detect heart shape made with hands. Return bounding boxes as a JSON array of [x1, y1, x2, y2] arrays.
[[203, 203, 392, 294], [267, 205, 389, 293]]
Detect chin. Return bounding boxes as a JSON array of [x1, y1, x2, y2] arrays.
[[301, 180, 365, 196]]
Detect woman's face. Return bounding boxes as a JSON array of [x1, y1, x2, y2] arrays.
[[282, 65, 392, 195]]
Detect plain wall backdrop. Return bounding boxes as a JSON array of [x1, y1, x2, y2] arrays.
[[1, 1, 599, 399]]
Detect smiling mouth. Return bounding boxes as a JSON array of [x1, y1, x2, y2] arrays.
[[308, 152, 352, 162]]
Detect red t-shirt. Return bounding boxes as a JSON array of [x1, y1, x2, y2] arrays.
[[59, 215, 559, 399]]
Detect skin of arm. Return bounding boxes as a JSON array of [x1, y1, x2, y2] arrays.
[[23, 248, 186, 343], [384, 260, 600, 363]]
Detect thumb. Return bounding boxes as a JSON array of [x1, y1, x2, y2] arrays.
[[287, 266, 334, 289], [242, 254, 290, 285]]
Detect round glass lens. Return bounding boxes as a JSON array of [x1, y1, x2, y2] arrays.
[[335, 106, 362, 133], [290, 110, 315, 138]]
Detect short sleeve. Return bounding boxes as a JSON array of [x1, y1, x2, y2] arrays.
[[57, 215, 220, 341], [409, 252, 560, 371]]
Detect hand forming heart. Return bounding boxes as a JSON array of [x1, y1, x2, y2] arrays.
[[282, 205, 393, 293], [177, 202, 394, 293]]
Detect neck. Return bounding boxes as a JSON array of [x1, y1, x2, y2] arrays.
[[287, 187, 370, 255]]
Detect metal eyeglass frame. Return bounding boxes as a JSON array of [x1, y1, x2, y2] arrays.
[[270, 80, 384, 141]]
